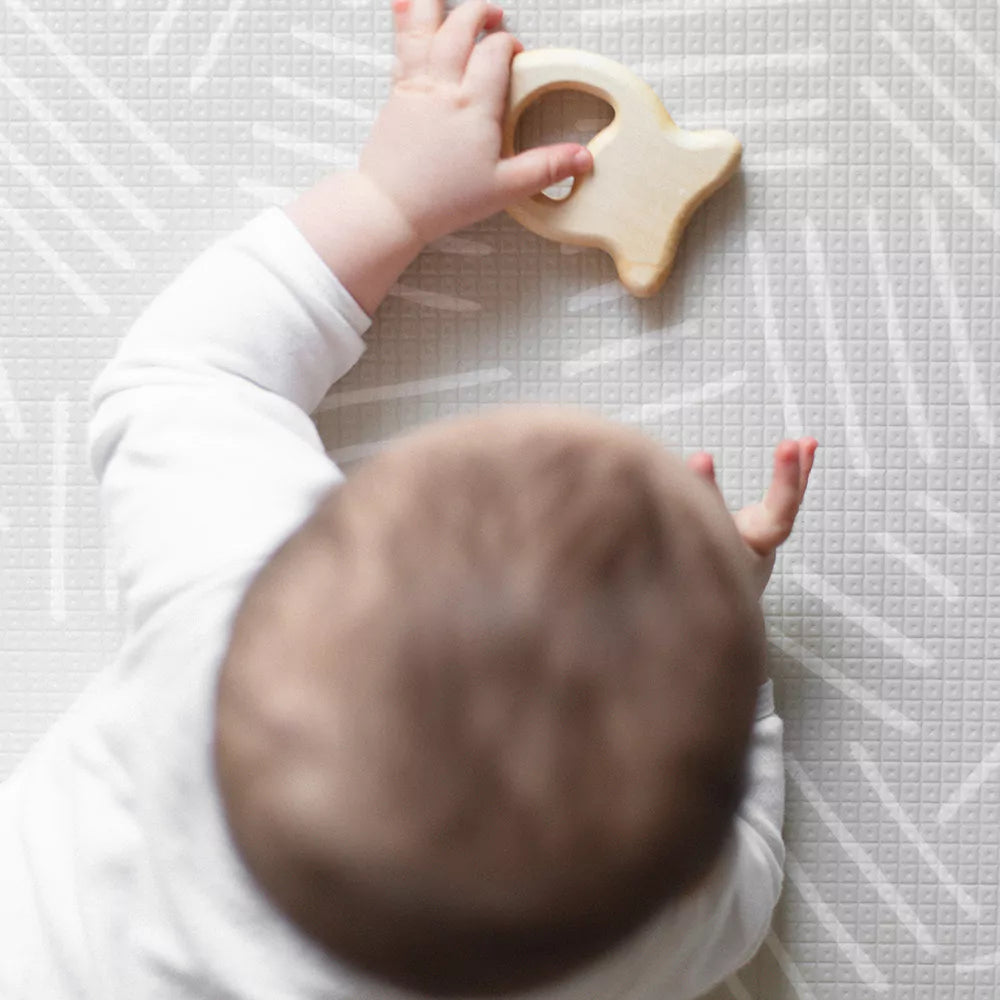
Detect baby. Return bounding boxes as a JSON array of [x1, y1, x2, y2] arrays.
[[0, 2, 816, 999]]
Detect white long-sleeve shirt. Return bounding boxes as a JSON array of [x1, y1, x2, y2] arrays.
[[0, 206, 785, 1000]]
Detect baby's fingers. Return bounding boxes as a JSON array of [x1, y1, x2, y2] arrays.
[[395, 0, 442, 31], [761, 439, 802, 530], [734, 437, 817, 562], [686, 451, 720, 492], [463, 29, 522, 116], [798, 436, 818, 499], [432, 1, 504, 80], [496, 143, 593, 203], [393, 0, 443, 77]]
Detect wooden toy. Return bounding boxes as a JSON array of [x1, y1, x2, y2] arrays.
[[502, 49, 742, 298]]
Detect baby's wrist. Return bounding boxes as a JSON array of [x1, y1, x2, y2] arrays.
[[748, 547, 775, 599], [284, 171, 426, 316], [351, 170, 426, 254]]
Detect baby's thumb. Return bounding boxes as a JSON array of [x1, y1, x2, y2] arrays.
[[496, 143, 593, 203]]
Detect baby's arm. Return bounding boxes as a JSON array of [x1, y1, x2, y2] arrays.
[[90, 0, 591, 632], [88, 208, 371, 630], [652, 439, 816, 993]]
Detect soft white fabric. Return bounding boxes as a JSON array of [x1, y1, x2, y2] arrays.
[[0, 206, 786, 1000]]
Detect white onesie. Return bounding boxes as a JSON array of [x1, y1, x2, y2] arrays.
[[0, 206, 785, 1000]]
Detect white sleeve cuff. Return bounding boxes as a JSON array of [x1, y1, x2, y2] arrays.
[[255, 206, 372, 334], [755, 679, 776, 720]]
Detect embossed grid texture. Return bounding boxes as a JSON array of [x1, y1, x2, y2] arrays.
[[1, 0, 999, 997]]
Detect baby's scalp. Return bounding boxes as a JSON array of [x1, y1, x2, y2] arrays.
[[214, 406, 765, 996]]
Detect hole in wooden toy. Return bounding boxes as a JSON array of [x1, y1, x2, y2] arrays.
[[513, 90, 614, 201]]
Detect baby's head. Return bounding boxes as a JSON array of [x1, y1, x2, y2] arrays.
[[215, 406, 765, 996]]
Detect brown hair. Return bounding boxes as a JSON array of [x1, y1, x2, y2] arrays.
[[215, 408, 764, 996]]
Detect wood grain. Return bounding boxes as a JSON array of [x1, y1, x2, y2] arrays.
[[502, 49, 743, 297]]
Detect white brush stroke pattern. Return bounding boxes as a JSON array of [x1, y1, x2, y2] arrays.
[[792, 566, 936, 670], [786, 757, 938, 952], [784, 851, 892, 991], [878, 22, 1000, 169], [564, 280, 629, 313], [252, 123, 358, 169], [724, 975, 753, 1000], [0, 347, 25, 442], [915, 492, 975, 538], [746, 231, 804, 436], [561, 335, 658, 379], [803, 219, 873, 476], [190, 0, 248, 93], [955, 948, 1000, 972], [850, 743, 981, 918], [237, 177, 297, 205], [0, 129, 136, 270], [921, 196, 997, 448], [146, 0, 186, 59], [764, 932, 820, 1000], [867, 213, 936, 463], [769, 632, 919, 734], [271, 76, 375, 120], [291, 28, 395, 71], [914, 0, 1000, 99], [561, 320, 689, 379], [937, 741, 1000, 826], [872, 531, 961, 603], [0, 195, 110, 315], [5, 0, 201, 183], [861, 76, 1000, 236], [611, 370, 746, 424], [388, 284, 482, 313], [318, 368, 511, 412], [0, 55, 162, 230]]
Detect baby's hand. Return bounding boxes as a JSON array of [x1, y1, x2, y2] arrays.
[[687, 438, 818, 596], [359, 0, 594, 244]]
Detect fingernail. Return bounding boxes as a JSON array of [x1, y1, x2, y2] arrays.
[[573, 148, 592, 171]]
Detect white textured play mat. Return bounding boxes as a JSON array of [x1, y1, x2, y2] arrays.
[[3, 0, 1000, 997]]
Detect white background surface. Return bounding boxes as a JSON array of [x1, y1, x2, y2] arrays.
[[2, 0, 1000, 997]]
